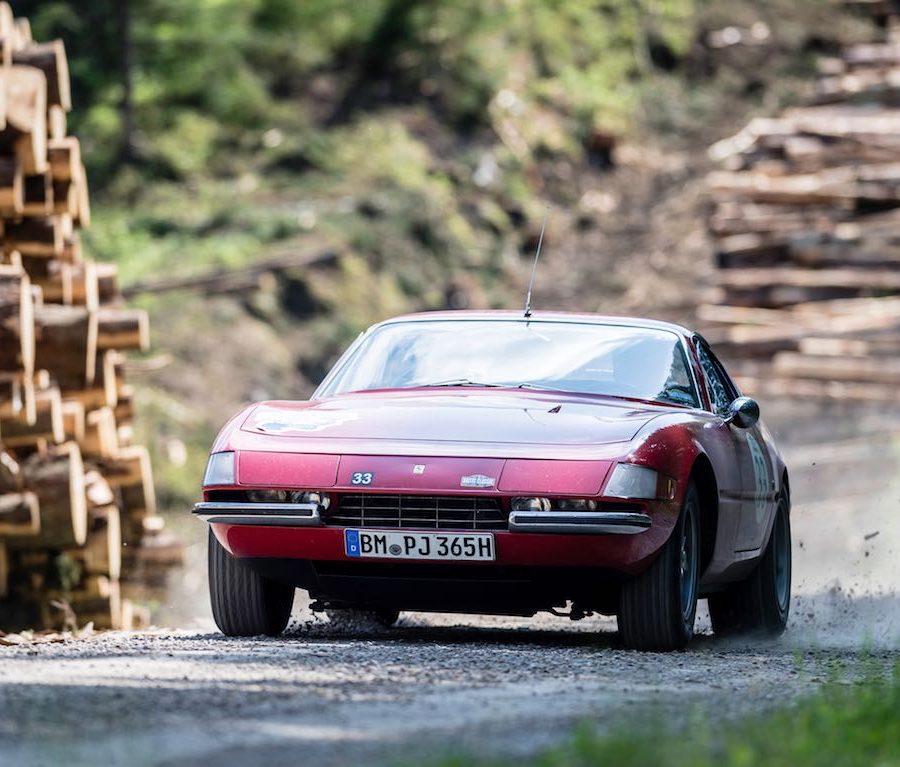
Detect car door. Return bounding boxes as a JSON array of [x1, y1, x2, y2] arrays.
[[695, 339, 775, 552]]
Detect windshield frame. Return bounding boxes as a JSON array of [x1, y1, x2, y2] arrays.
[[313, 317, 702, 408]]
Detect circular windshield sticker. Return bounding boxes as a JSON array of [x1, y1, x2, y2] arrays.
[[746, 432, 769, 522]]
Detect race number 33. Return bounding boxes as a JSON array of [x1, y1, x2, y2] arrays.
[[351, 472, 374, 485]]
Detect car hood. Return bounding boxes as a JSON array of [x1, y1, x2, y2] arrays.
[[231, 389, 672, 458]]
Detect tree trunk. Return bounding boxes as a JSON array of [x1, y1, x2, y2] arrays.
[[5, 216, 64, 257], [61, 399, 85, 443], [0, 265, 35, 376], [22, 170, 52, 216], [0, 66, 47, 174], [64, 505, 121, 580], [12, 40, 71, 111], [97, 307, 149, 351], [33, 303, 97, 390], [0, 386, 63, 447], [12, 442, 87, 549], [0, 490, 40, 536], [0, 449, 22, 493], [0, 155, 23, 216], [118, 0, 136, 163], [0, 373, 36, 422], [81, 406, 119, 458]]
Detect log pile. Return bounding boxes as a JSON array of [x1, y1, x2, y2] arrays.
[[704, 3, 900, 401], [0, 5, 182, 631]]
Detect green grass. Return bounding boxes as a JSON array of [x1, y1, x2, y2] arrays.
[[434, 664, 900, 767]]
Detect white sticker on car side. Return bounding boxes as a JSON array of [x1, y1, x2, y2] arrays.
[[746, 432, 769, 522]]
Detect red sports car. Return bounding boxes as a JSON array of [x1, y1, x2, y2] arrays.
[[195, 311, 791, 650]]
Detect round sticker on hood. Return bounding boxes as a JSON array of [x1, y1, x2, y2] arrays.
[[249, 407, 358, 434]]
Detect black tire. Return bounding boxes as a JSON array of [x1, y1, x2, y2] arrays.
[[326, 608, 400, 629], [208, 528, 294, 637], [708, 499, 791, 637], [618, 482, 701, 651]]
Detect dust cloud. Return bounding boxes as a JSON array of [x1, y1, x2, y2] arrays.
[[761, 395, 900, 649]]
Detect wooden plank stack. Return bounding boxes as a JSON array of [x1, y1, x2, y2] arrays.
[[0, 4, 182, 632], [704, 3, 900, 401]]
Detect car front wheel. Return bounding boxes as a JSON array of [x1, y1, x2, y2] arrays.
[[708, 499, 791, 637], [618, 482, 700, 651], [208, 528, 295, 637]]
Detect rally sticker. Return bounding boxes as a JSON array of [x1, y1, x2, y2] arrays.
[[460, 474, 495, 488], [351, 472, 374, 485], [746, 432, 769, 522], [251, 407, 357, 434]]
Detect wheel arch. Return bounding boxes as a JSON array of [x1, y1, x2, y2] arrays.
[[689, 452, 719, 575], [780, 468, 791, 511]]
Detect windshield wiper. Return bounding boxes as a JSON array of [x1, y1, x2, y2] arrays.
[[516, 382, 556, 391], [418, 378, 504, 388]]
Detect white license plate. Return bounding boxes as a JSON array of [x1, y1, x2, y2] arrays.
[[344, 529, 495, 561]]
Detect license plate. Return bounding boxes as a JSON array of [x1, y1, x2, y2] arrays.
[[344, 529, 495, 561]]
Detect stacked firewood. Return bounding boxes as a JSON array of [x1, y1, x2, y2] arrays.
[[0, 4, 181, 631], [703, 4, 900, 401]]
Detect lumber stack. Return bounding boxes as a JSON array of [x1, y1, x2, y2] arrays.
[[0, 4, 181, 632], [704, 3, 900, 401]]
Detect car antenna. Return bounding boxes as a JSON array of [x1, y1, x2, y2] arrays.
[[523, 206, 549, 318]]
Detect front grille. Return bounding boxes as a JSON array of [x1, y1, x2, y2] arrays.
[[326, 494, 508, 531]]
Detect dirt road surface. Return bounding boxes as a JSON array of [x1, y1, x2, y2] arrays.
[[2, 417, 899, 767], [0, 619, 878, 767]]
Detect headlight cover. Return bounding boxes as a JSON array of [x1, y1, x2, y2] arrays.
[[604, 463, 675, 500], [246, 489, 289, 503], [243, 490, 331, 507], [203, 451, 235, 486], [555, 498, 598, 511], [291, 490, 331, 510], [511, 497, 551, 512]]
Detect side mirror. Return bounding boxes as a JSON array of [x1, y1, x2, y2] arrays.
[[726, 396, 760, 429]]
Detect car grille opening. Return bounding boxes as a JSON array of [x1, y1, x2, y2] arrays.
[[326, 494, 508, 531]]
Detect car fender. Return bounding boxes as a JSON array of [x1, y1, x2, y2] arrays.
[[623, 413, 744, 575]]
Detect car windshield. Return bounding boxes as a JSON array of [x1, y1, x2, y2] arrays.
[[317, 320, 700, 407]]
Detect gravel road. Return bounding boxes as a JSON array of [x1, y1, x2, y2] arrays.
[[1, 419, 899, 767], [0, 614, 881, 767]]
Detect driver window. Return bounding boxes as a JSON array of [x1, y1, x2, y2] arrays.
[[697, 342, 733, 415]]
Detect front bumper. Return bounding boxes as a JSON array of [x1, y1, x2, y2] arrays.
[[192, 501, 651, 535], [194, 501, 672, 574], [193, 501, 321, 526], [508, 510, 651, 535]]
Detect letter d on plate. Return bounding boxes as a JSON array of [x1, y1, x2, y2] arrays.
[[345, 529, 361, 557]]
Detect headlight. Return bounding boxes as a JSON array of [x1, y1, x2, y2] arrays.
[[290, 490, 331, 510], [246, 489, 289, 503], [512, 497, 551, 512], [604, 464, 676, 500], [203, 451, 235, 486], [243, 490, 331, 507], [556, 499, 598, 511]]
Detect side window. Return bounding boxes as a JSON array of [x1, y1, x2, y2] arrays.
[[696, 341, 735, 415]]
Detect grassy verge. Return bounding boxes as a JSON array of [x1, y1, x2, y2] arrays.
[[435, 663, 900, 767]]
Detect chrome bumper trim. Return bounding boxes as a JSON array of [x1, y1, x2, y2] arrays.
[[192, 501, 323, 527], [508, 510, 651, 535]]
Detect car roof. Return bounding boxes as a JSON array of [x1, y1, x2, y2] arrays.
[[372, 310, 695, 338]]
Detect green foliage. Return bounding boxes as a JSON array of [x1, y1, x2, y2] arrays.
[[430, 664, 900, 767], [16, 0, 696, 182]]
